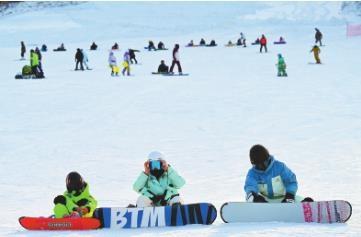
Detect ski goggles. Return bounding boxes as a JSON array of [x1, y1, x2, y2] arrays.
[[149, 160, 162, 170], [252, 157, 270, 171]]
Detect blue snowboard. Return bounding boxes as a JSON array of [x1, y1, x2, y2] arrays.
[[94, 203, 217, 229]]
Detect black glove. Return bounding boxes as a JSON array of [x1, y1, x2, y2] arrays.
[[248, 192, 268, 203], [282, 192, 295, 203]]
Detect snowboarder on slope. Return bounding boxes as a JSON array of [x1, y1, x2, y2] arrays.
[[81, 49, 90, 70], [148, 40, 156, 51], [129, 49, 140, 64], [310, 45, 321, 64], [21, 41, 26, 59], [122, 51, 131, 76], [133, 151, 185, 207], [199, 38, 206, 46], [157, 60, 169, 73], [276, 54, 287, 77], [30, 49, 40, 76], [108, 51, 119, 76], [169, 44, 182, 74], [315, 28, 323, 46], [34, 47, 43, 74], [90, 42, 98, 50], [75, 48, 84, 70], [53, 172, 97, 218], [158, 41, 165, 50], [244, 144, 313, 203], [260, 34, 267, 53]]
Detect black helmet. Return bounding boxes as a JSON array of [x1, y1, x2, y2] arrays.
[[66, 171, 85, 193], [249, 144, 270, 170]]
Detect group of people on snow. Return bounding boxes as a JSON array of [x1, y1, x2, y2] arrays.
[[52, 144, 313, 219]]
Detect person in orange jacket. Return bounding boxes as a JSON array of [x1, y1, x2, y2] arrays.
[[260, 34, 267, 53]]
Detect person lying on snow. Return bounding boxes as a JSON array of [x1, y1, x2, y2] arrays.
[[244, 144, 313, 203], [53, 172, 97, 218], [133, 151, 185, 207]]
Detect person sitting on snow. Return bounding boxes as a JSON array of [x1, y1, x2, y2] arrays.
[[148, 40, 157, 51], [90, 42, 98, 50], [54, 43, 66, 51], [199, 38, 206, 46], [133, 151, 185, 207], [244, 144, 313, 203], [187, 40, 194, 47], [157, 60, 169, 73], [158, 41, 165, 50], [53, 172, 97, 218]]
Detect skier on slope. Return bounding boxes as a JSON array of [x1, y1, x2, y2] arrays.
[[169, 44, 182, 74], [315, 28, 323, 46], [310, 45, 321, 64], [276, 53, 287, 77], [133, 151, 185, 207], [244, 144, 313, 203], [75, 48, 84, 71], [108, 51, 119, 76], [53, 172, 98, 218]]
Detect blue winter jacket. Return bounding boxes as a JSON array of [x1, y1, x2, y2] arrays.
[[244, 156, 298, 199]]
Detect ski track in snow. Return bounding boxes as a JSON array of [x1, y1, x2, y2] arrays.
[[0, 2, 361, 237]]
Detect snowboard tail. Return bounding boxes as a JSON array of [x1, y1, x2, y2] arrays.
[[220, 200, 352, 224], [19, 216, 100, 230], [95, 203, 217, 229]]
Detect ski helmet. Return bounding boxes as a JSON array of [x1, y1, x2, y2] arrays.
[[66, 171, 85, 194], [147, 151, 165, 178], [249, 145, 270, 170]]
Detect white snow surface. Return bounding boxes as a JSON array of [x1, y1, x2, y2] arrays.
[[0, 1, 361, 236]]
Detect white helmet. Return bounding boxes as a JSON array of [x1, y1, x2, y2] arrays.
[[147, 151, 164, 160]]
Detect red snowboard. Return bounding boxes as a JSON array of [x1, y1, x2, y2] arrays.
[[19, 216, 100, 230]]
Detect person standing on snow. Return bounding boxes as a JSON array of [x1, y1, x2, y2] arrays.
[[81, 49, 90, 70], [122, 51, 131, 76], [30, 49, 40, 76], [276, 54, 287, 77], [108, 51, 119, 76], [129, 49, 140, 64], [34, 47, 43, 74], [260, 34, 267, 53], [133, 151, 185, 207], [244, 145, 313, 203], [310, 45, 321, 64], [53, 172, 97, 218], [75, 48, 84, 71], [315, 28, 323, 46], [169, 44, 182, 74], [21, 41, 26, 59]]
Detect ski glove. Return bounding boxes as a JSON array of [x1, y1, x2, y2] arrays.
[[282, 193, 295, 203], [247, 192, 268, 203]]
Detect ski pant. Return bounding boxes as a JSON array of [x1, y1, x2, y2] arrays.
[[170, 60, 182, 73], [75, 60, 84, 70], [315, 39, 322, 46], [130, 56, 137, 64], [21, 50, 25, 58], [260, 44, 267, 53], [314, 53, 321, 64], [83, 60, 89, 69], [136, 195, 182, 207], [278, 68, 287, 77]]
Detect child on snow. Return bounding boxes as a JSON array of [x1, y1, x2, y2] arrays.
[[310, 45, 321, 64], [122, 51, 131, 76], [133, 151, 185, 207], [244, 144, 313, 203], [53, 172, 97, 218], [276, 54, 287, 77], [108, 51, 119, 76]]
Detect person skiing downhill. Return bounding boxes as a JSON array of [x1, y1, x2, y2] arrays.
[[310, 45, 321, 64], [276, 54, 287, 77], [53, 172, 97, 218], [133, 151, 185, 207], [122, 51, 131, 76], [21, 41, 26, 59], [315, 28, 323, 46], [108, 51, 119, 76], [260, 34, 267, 53], [244, 144, 313, 203], [169, 44, 182, 74]]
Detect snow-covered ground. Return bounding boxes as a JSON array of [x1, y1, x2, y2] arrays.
[[0, 2, 361, 236]]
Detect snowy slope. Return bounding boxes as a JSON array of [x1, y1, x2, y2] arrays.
[[1, 2, 361, 236]]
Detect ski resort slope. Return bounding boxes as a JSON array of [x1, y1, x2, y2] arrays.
[[0, 1, 361, 236]]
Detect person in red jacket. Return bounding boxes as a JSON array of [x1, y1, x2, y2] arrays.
[[169, 44, 182, 74], [260, 34, 267, 53]]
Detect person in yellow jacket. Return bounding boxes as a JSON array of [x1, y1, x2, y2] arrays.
[[53, 172, 97, 218], [310, 45, 321, 64], [30, 49, 39, 74]]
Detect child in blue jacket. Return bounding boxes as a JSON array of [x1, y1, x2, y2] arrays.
[[244, 144, 313, 203]]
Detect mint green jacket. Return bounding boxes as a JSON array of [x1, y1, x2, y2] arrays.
[[133, 166, 185, 201]]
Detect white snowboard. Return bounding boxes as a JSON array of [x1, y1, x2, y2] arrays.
[[220, 200, 352, 224]]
